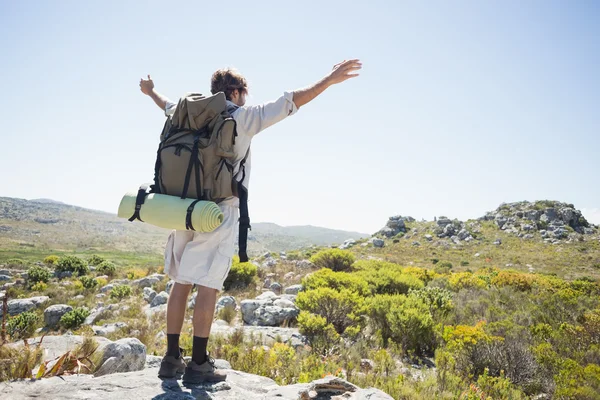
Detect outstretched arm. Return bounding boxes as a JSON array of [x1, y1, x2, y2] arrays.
[[139, 75, 171, 111], [292, 59, 362, 109]]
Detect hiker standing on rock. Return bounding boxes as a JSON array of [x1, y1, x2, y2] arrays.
[[139, 59, 361, 383]]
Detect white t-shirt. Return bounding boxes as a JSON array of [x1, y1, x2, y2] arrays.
[[164, 91, 299, 193]]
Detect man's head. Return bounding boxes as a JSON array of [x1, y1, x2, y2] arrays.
[[211, 67, 248, 107]]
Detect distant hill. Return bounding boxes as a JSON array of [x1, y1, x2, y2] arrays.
[[0, 197, 369, 256]]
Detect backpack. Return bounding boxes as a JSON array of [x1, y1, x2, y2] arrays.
[[129, 92, 251, 262]]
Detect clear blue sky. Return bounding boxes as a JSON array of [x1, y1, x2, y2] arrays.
[[1, 0, 599, 234]]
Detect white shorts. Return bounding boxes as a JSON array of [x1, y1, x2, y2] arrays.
[[163, 197, 239, 290]]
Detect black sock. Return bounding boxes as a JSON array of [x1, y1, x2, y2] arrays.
[[166, 333, 180, 358], [192, 336, 209, 364]]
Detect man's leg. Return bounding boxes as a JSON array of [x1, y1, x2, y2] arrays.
[[191, 285, 219, 364], [166, 282, 192, 357]]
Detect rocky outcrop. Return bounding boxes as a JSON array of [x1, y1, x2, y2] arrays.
[[480, 201, 597, 243], [376, 215, 414, 238], [0, 367, 393, 399]]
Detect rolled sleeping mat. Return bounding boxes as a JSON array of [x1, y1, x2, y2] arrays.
[[118, 189, 224, 232]]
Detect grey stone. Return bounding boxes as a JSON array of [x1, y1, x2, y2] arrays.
[[215, 296, 236, 313], [0, 275, 11, 281], [132, 276, 161, 289], [143, 287, 157, 303], [284, 284, 303, 295], [94, 337, 146, 377], [297, 260, 313, 269], [44, 304, 73, 328], [0, 296, 49, 317], [165, 280, 174, 294], [150, 291, 169, 308], [93, 322, 128, 337], [269, 282, 282, 294]]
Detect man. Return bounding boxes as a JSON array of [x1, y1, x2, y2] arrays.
[[139, 59, 361, 384]]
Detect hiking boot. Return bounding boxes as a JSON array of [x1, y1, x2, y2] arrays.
[[182, 354, 227, 384], [158, 353, 186, 379]]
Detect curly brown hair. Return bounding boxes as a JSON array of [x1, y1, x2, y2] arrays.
[[210, 68, 248, 100]]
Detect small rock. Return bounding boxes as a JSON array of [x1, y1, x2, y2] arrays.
[[93, 322, 128, 337], [215, 296, 236, 313], [256, 291, 278, 301], [269, 282, 282, 295], [74, 295, 85, 300], [165, 280, 174, 294], [284, 284, 303, 295], [96, 294, 105, 299], [297, 260, 313, 269], [494, 239, 502, 245], [150, 291, 168, 308], [372, 238, 385, 248], [0, 275, 11, 282], [143, 287, 157, 303], [100, 284, 115, 293], [132, 276, 161, 289]]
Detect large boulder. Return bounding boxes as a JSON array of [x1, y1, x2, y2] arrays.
[[94, 338, 146, 377], [44, 304, 73, 328], [0, 296, 49, 317]]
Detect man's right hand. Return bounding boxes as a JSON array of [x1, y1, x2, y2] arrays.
[[140, 75, 155, 96], [326, 59, 362, 85]]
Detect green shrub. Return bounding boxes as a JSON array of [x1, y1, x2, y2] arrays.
[[26, 265, 51, 287], [6, 259, 25, 267], [223, 262, 257, 290], [357, 267, 425, 295], [60, 307, 90, 329], [43, 255, 59, 265], [302, 268, 370, 296], [87, 254, 105, 266], [7, 312, 39, 340], [30, 282, 48, 292], [56, 255, 89, 276], [434, 261, 453, 275], [79, 276, 98, 290], [366, 294, 435, 355], [460, 261, 470, 267], [296, 287, 364, 334], [297, 311, 340, 355], [110, 285, 132, 300], [409, 286, 454, 317], [309, 249, 355, 272], [96, 261, 116, 276]]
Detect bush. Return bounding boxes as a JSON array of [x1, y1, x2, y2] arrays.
[[409, 286, 454, 317], [357, 267, 425, 295], [125, 268, 147, 280], [217, 306, 236, 324], [6, 259, 25, 267], [366, 294, 435, 355], [297, 311, 340, 355], [309, 249, 355, 272], [43, 255, 59, 265], [302, 268, 370, 296], [26, 265, 51, 287], [223, 262, 257, 290], [79, 276, 98, 290], [30, 282, 48, 292], [87, 254, 105, 266], [296, 287, 364, 334], [110, 284, 132, 300], [434, 261, 453, 275], [60, 307, 90, 329], [56, 255, 89, 276], [7, 312, 39, 340], [96, 261, 116, 276], [448, 272, 488, 291]]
